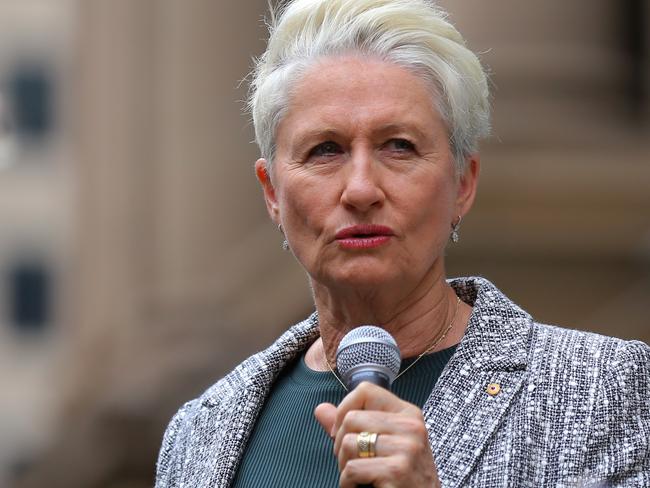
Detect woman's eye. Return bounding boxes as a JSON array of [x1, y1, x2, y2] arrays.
[[309, 141, 342, 158], [385, 138, 415, 152]]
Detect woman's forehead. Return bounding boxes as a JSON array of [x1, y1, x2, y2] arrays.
[[278, 57, 444, 140]]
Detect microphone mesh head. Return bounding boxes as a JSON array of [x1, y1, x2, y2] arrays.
[[336, 326, 401, 381]]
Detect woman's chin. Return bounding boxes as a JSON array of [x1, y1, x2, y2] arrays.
[[315, 263, 404, 291]]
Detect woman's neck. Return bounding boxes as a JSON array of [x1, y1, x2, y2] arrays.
[[305, 271, 471, 372]]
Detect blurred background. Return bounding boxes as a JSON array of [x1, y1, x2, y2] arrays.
[[0, 0, 647, 487]]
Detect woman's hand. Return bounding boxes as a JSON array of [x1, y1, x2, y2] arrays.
[[315, 382, 441, 488]]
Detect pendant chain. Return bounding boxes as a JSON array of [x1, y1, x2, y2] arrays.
[[326, 296, 462, 392]]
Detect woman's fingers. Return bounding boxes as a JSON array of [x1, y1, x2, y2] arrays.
[[336, 382, 407, 417], [338, 457, 393, 488], [314, 402, 337, 438], [337, 432, 417, 470], [317, 382, 440, 488], [332, 382, 417, 433], [330, 382, 423, 454], [332, 410, 426, 455], [339, 455, 437, 488]]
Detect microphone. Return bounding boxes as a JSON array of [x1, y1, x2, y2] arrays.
[[336, 325, 401, 391], [336, 326, 401, 488]]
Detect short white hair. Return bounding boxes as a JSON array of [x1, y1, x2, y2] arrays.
[[248, 0, 491, 172]]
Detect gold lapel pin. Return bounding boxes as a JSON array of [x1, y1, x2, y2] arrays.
[[486, 383, 501, 396]]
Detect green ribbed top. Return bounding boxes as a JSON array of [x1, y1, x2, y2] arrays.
[[231, 344, 457, 488]]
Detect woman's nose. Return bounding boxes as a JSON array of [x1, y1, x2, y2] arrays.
[[340, 152, 386, 212]]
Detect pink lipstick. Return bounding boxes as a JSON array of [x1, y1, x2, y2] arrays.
[[335, 224, 395, 249]]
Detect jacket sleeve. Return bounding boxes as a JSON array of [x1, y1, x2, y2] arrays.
[[583, 340, 650, 487], [155, 400, 196, 488]]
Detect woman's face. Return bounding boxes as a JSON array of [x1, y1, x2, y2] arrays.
[[257, 57, 478, 292]]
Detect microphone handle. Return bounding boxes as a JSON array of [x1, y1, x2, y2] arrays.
[[347, 370, 391, 390]]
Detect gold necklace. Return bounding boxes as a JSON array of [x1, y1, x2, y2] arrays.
[[326, 296, 461, 392]]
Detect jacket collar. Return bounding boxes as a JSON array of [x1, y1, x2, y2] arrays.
[[450, 276, 531, 372], [213, 275, 532, 399], [197, 277, 532, 487], [201, 312, 320, 407], [191, 314, 321, 487], [427, 277, 533, 488]]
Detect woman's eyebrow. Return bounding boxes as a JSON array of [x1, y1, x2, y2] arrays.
[[374, 123, 429, 140], [288, 128, 340, 153]]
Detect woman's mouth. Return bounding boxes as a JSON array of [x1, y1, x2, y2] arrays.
[[334, 225, 395, 249]]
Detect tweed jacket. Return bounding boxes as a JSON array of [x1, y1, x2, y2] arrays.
[[155, 277, 650, 487]]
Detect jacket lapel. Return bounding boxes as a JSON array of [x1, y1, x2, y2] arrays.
[[185, 314, 321, 488], [426, 278, 532, 488]]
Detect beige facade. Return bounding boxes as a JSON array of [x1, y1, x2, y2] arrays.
[[1, 1, 648, 487]]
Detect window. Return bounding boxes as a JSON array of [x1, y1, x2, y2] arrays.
[[8, 258, 52, 333]]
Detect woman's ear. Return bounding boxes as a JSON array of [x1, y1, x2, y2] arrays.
[[456, 154, 480, 217], [255, 158, 280, 224]]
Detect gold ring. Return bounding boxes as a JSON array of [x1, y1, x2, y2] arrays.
[[357, 431, 378, 458]]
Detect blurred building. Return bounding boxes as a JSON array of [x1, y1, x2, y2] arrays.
[[0, 1, 647, 487], [0, 1, 77, 486]]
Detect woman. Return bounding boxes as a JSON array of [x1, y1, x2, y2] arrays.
[[156, 1, 650, 487]]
